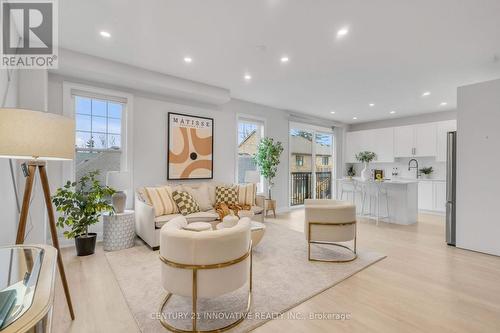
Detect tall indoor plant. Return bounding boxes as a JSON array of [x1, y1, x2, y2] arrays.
[[52, 170, 115, 256], [355, 151, 377, 181], [253, 137, 284, 199]]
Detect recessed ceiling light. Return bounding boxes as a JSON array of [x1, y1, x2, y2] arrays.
[[100, 31, 111, 38], [390, 110, 396, 114], [280, 56, 289, 63], [244, 74, 252, 81], [440, 102, 448, 106], [330, 111, 336, 114], [336, 27, 349, 38], [422, 91, 431, 97], [369, 103, 375, 107], [183, 57, 193, 63], [352, 117, 357, 120]]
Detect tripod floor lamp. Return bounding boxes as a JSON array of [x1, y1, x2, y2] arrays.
[[0, 108, 76, 320]]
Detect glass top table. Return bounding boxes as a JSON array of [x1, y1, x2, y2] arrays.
[[0, 246, 44, 331]]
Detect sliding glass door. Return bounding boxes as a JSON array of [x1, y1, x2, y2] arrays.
[[290, 125, 334, 206]]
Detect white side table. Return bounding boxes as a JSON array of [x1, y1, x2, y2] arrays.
[[103, 210, 135, 251]]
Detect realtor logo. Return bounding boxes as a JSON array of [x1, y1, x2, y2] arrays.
[[1, 0, 58, 68]]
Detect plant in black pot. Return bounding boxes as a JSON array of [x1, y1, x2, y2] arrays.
[[52, 170, 115, 256]]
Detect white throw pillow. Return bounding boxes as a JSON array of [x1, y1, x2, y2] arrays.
[[184, 184, 212, 211]]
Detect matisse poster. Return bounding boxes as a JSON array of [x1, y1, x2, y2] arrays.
[[167, 112, 214, 180]]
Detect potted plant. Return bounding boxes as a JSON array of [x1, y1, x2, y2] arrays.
[[419, 166, 434, 179], [52, 170, 115, 256], [253, 137, 284, 199], [355, 151, 377, 181], [347, 165, 356, 179]]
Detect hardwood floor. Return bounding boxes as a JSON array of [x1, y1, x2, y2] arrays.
[[52, 211, 500, 332]]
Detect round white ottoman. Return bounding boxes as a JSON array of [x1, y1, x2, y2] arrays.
[[183, 222, 212, 232]]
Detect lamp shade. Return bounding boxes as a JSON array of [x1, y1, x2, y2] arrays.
[[244, 170, 261, 184], [0, 108, 75, 160], [106, 171, 131, 191]]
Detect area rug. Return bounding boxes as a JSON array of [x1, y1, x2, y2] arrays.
[[105, 222, 385, 332]]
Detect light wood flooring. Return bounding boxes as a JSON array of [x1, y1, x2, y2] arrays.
[[52, 211, 500, 332]]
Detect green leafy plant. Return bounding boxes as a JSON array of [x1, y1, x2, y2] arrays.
[[355, 151, 377, 163], [253, 137, 284, 199], [52, 170, 115, 239], [347, 165, 356, 177], [419, 166, 434, 175]]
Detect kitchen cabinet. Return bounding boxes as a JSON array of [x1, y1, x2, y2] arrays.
[[414, 123, 437, 156], [433, 181, 446, 212], [418, 181, 434, 210], [394, 125, 414, 157], [394, 123, 437, 157], [418, 180, 446, 212], [436, 120, 457, 162], [345, 127, 394, 163]]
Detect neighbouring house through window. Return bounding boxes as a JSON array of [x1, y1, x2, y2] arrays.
[[237, 118, 265, 193], [74, 95, 124, 185]]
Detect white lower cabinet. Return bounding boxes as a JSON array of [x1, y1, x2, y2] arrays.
[[418, 180, 446, 213], [418, 181, 434, 210], [433, 182, 446, 213]]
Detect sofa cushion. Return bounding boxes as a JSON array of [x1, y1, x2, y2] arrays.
[[238, 183, 256, 206], [144, 186, 179, 217], [183, 183, 212, 211], [215, 186, 239, 205], [155, 211, 219, 228], [172, 191, 201, 216]]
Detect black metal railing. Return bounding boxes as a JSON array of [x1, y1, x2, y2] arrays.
[[290, 172, 332, 206]]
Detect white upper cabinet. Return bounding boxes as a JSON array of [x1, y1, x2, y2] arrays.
[[345, 128, 394, 163], [436, 120, 457, 162], [394, 123, 437, 157], [394, 125, 415, 157], [414, 123, 437, 157], [347, 120, 455, 162]]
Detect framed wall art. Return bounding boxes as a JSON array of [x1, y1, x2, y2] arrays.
[[167, 112, 214, 180]]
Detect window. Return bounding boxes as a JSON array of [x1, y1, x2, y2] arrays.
[[237, 118, 264, 193], [322, 156, 329, 165], [74, 95, 124, 185], [296, 155, 304, 167]]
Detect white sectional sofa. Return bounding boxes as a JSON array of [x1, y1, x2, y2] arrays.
[[135, 182, 264, 249]]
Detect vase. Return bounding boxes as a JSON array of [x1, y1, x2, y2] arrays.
[[361, 162, 371, 181]]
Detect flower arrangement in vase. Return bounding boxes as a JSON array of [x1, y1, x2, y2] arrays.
[[355, 151, 377, 181]]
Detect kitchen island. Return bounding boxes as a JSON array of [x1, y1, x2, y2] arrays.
[[336, 178, 418, 225]]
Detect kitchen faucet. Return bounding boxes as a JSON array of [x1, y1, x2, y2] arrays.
[[408, 158, 420, 178]]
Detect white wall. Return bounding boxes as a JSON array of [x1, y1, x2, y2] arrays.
[[456, 78, 500, 256], [0, 69, 19, 246]]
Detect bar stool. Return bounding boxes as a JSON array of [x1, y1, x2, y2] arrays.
[[361, 180, 390, 225], [340, 179, 364, 214]]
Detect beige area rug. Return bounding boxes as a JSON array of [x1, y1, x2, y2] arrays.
[[105, 222, 385, 332]]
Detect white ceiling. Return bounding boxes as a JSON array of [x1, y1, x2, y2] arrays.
[[59, 0, 500, 123]]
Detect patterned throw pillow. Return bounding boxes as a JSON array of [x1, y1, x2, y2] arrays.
[[215, 186, 239, 205], [172, 191, 201, 216], [238, 183, 256, 206], [144, 186, 179, 217]]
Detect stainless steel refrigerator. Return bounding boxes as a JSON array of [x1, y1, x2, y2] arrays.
[[446, 131, 457, 246]]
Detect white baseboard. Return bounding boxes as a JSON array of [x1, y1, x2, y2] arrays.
[[418, 209, 445, 216]]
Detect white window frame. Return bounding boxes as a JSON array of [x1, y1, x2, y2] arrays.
[[288, 122, 334, 207], [235, 114, 266, 194], [62, 82, 134, 193]]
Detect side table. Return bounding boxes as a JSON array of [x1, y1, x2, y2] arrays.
[[264, 199, 276, 218], [103, 210, 136, 251]]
